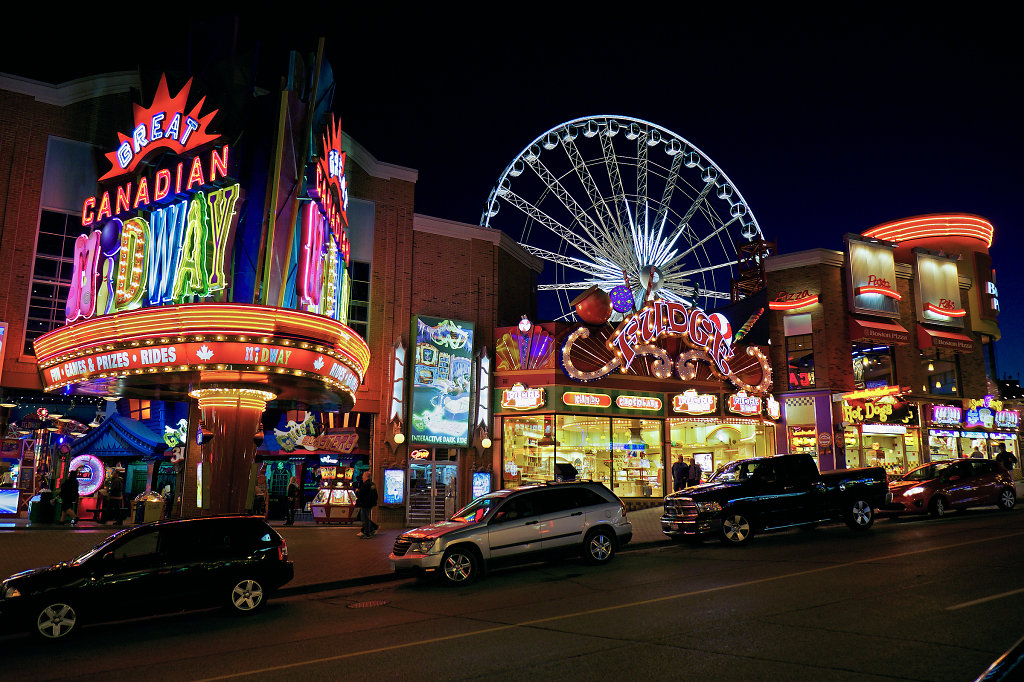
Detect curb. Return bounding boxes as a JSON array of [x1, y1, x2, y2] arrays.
[[274, 537, 673, 597]]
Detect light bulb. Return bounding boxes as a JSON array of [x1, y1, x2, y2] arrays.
[[927, 362, 934, 371], [393, 432, 405, 445]]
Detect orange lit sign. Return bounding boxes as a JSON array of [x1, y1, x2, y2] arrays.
[[769, 291, 819, 311], [847, 236, 901, 318], [562, 392, 612, 408], [410, 449, 430, 460], [863, 213, 993, 248], [500, 383, 546, 410], [925, 302, 966, 318], [99, 75, 220, 183]]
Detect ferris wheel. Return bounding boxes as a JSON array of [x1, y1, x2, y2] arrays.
[[481, 115, 763, 320]]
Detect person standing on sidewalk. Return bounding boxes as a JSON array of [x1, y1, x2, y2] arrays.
[[284, 476, 299, 525], [101, 471, 124, 525], [58, 472, 80, 526], [355, 472, 379, 538]]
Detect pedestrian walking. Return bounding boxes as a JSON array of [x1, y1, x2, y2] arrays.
[[59, 473, 80, 526], [995, 443, 1018, 473], [671, 455, 687, 492], [284, 476, 299, 525], [355, 472, 379, 538], [686, 457, 703, 488]]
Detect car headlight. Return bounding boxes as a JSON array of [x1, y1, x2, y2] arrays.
[[904, 486, 925, 496], [695, 501, 722, 514], [2, 585, 21, 599], [410, 539, 436, 553]]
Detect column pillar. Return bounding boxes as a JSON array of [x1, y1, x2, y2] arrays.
[[191, 388, 275, 515]]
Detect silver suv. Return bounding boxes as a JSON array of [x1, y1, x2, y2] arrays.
[[389, 481, 632, 585]]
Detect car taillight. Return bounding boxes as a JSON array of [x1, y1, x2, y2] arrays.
[[620, 502, 628, 521], [277, 539, 288, 561]]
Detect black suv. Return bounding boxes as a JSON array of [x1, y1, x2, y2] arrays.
[[0, 516, 293, 640]]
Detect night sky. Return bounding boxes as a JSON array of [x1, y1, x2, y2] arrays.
[[5, 9, 1021, 376]]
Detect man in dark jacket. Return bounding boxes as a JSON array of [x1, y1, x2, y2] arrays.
[[996, 444, 1018, 474], [355, 472, 379, 538]]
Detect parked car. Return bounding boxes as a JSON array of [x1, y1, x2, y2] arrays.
[[661, 453, 888, 546], [389, 481, 632, 585], [0, 515, 293, 640], [879, 459, 1016, 518]]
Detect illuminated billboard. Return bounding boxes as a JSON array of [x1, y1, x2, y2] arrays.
[[410, 316, 475, 446], [846, 235, 900, 318], [914, 250, 965, 328]]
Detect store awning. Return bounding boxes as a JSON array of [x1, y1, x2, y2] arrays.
[[917, 325, 976, 353], [848, 318, 910, 345]]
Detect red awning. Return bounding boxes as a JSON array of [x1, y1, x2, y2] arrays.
[[849, 318, 910, 345], [917, 325, 976, 352]]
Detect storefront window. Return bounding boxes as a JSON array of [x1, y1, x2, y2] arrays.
[[668, 419, 773, 481], [922, 350, 959, 395], [786, 334, 815, 389], [502, 415, 555, 486], [927, 430, 960, 461], [554, 415, 610, 488], [610, 418, 662, 498], [858, 427, 921, 475], [852, 343, 895, 389]]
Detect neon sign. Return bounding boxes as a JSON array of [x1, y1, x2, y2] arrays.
[[672, 390, 717, 415], [769, 290, 819, 311], [501, 383, 546, 410], [616, 395, 662, 410], [562, 300, 773, 395], [69, 454, 105, 496], [728, 391, 761, 416], [562, 392, 612, 408], [305, 115, 350, 265], [69, 182, 239, 323], [98, 75, 220, 183], [925, 302, 966, 318], [931, 405, 962, 425]]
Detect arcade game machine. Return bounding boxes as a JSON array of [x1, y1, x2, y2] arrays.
[[311, 465, 358, 524]]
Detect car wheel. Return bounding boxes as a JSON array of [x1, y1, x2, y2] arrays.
[[719, 513, 753, 546], [228, 578, 265, 614], [998, 488, 1017, 511], [583, 528, 616, 564], [440, 546, 479, 586], [34, 601, 78, 640], [929, 496, 948, 518], [845, 499, 875, 531]]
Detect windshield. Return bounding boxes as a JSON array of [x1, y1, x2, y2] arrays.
[[712, 458, 753, 481], [450, 495, 503, 523], [72, 528, 132, 564], [710, 461, 755, 482], [901, 463, 948, 482]]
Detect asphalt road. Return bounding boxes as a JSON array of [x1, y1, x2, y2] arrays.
[[6, 509, 1024, 681]]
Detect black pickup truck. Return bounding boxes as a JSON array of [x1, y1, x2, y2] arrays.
[[661, 454, 887, 545]]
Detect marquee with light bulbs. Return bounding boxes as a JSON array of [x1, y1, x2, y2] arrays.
[[560, 299, 773, 396]]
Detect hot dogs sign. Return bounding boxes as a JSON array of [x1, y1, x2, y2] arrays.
[[561, 300, 772, 395]]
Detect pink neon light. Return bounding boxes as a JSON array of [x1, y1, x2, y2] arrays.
[[863, 213, 993, 248], [768, 295, 819, 311], [926, 303, 966, 318], [856, 285, 902, 300]]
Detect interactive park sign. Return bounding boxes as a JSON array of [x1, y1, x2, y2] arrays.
[[36, 74, 368, 410]]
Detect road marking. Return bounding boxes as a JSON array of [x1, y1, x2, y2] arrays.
[[947, 586, 1024, 611], [194, 530, 1024, 681]]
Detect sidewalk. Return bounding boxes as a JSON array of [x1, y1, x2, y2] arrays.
[[0, 506, 671, 594]]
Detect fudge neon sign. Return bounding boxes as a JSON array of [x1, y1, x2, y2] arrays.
[[98, 75, 220, 182]]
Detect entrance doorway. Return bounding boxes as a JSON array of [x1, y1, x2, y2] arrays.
[[408, 460, 457, 525]]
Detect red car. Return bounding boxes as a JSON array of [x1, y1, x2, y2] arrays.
[[880, 459, 1016, 518]]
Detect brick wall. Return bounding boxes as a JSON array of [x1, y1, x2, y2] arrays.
[[0, 80, 134, 390]]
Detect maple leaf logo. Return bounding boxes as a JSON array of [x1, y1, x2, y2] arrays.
[[196, 345, 214, 361], [313, 356, 325, 371]]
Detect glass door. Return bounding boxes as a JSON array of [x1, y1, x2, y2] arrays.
[[408, 460, 458, 525]]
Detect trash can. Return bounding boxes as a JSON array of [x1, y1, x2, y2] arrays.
[[133, 492, 166, 524], [29, 493, 54, 524]]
